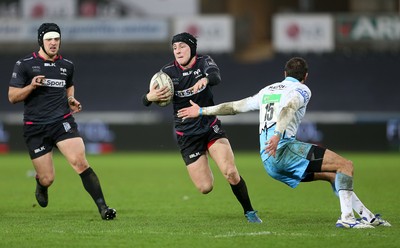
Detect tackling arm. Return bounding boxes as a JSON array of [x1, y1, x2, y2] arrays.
[[177, 97, 255, 120], [203, 97, 255, 115]]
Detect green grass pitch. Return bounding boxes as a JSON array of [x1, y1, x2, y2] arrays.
[[0, 152, 399, 247]]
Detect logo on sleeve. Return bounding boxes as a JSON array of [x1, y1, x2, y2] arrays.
[[295, 88, 310, 103], [206, 58, 216, 66]]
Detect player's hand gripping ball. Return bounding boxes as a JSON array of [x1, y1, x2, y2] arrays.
[[149, 71, 174, 107]]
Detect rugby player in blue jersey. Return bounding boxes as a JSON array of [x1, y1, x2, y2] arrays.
[[178, 57, 391, 228]]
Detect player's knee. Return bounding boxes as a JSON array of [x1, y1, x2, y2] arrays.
[[69, 156, 89, 172], [339, 159, 354, 176], [197, 184, 213, 194], [40, 175, 54, 187], [223, 167, 240, 184]]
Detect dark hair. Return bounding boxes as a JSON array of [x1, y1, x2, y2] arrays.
[[284, 57, 308, 81], [38, 23, 61, 47], [171, 32, 197, 58]]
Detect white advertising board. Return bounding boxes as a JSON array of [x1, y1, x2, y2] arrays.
[[273, 14, 334, 53], [118, 0, 198, 17], [173, 15, 234, 53], [21, 0, 77, 18], [0, 19, 168, 43]]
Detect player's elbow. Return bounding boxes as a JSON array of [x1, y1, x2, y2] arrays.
[[287, 96, 302, 112], [8, 88, 20, 104], [206, 71, 221, 86], [8, 94, 18, 104]]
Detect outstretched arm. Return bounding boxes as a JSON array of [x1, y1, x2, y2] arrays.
[[177, 97, 256, 120]]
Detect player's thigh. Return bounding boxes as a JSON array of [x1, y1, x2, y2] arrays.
[[321, 149, 353, 175], [57, 137, 89, 173], [208, 138, 240, 182], [32, 152, 55, 179], [187, 154, 214, 192]]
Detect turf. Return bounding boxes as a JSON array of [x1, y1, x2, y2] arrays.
[[0, 152, 399, 248]]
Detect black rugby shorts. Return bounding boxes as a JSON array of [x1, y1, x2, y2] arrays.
[[23, 116, 81, 159], [177, 122, 227, 165]]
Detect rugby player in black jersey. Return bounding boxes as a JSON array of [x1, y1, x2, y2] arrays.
[[8, 23, 116, 220], [143, 32, 262, 223]]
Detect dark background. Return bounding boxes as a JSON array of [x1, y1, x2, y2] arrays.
[[1, 52, 399, 114]]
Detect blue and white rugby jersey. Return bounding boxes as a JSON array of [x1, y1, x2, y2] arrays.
[[243, 77, 311, 138]]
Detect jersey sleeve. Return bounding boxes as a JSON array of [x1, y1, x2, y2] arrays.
[[65, 60, 75, 88], [202, 55, 221, 86], [203, 55, 219, 73], [288, 85, 311, 107], [236, 92, 260, 112], [212, 92, 260, 114], [9, 60, 28, 88]]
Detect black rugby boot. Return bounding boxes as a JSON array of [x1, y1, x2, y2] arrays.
[[35, 178, 48, 207]]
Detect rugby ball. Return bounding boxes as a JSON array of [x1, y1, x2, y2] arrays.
[[149, 71, 174, 107]]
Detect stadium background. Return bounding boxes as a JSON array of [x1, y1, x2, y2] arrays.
[[0, 0, 399, 153]]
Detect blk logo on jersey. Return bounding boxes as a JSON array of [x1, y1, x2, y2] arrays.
[[42, 79, 66, 88], [44, 62, 56, 67], [182, 69, 201, 77]]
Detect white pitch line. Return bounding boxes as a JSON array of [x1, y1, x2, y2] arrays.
[[214, 231, 272, 238]]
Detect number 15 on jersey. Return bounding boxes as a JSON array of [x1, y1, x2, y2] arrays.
[[262, 94, 281, 123]]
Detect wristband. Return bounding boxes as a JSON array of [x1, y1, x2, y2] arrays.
[[199, 107, 203, 116], [273, 130, 283, 138]]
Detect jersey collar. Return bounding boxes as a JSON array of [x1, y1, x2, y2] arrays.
[[33, 52, 62, 62], [284, 76, 300, 82], [174, 55, 197, 70]]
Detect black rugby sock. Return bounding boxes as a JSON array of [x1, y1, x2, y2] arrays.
[[230, 176, 254, 213], [36, 177, 47, 190], [79, 167, 107, 212]]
